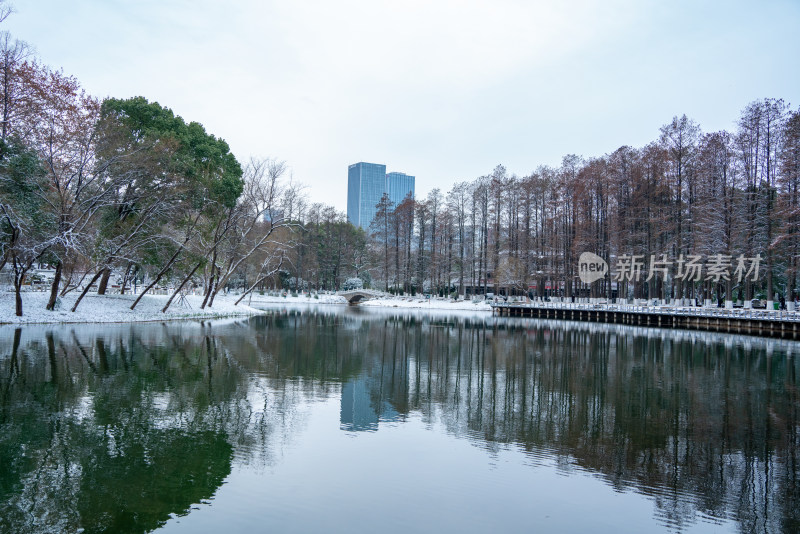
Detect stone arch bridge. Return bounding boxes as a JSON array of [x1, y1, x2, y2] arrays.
[[338, 289, 384, 304]]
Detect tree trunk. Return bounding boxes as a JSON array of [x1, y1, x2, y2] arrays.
[[130, 273, 160, 309], [234, 255, 285, 306], [130, 248, 187, 310], [766, 249, 774, 309], [207, 280, 220, 308], [201, 249, 218, 309], [120, 263, 133, 295], [211, 262, 241, 305], [61, 268, 86, 296], [46, 261, 62, 310], [14, 277, 22, 316], [725, 277, 733, 309], [201, 268, 215, 309], [162, 262, 202, 313], [236, 275, 272, 305], [71, 270, 105, 312], [97, 268, 111, 295]]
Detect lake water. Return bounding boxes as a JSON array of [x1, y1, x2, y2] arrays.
[[1, 305, 798, 533]]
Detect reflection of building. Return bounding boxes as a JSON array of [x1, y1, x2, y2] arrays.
[[346, 162, 415, 230], [340, 375, 398, 432]]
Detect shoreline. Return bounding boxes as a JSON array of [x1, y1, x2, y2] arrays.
[[357, 296, 492, 312], [0, 291, 494, 325], [247, 293, 493, 312], [0, 291, 266, 325], [2, 292, 798, 343]]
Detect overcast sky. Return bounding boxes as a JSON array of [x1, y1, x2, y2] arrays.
[[5, 0, 799, 210]]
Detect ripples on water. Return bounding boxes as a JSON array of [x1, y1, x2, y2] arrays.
[[0, 306, 798, 533]]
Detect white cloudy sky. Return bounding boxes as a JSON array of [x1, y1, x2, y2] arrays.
[[5, 0, 799, 210]]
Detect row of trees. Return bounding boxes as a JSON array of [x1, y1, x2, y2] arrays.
[[278, 100, 799, 309], [2, 2, 797, 312], [0, 8, 300, 316]]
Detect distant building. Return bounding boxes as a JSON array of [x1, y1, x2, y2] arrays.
[[347, 162, 386, 229], [346, 162, 415, 230], [262, 208, 284, 224], [386, 171, 415, 207]]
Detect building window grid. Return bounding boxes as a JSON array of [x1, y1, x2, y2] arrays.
[[347, 163, 415, 230]]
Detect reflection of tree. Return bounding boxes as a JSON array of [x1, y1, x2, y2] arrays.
[[0, 325, 241, 534], [1, 312, 799, 533], [2, 425, 230, 534], [75, 429, 231, 534], [241, 310, 800, 533]]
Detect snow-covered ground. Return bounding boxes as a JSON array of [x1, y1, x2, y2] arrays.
[[245, 293, 347, 305], [0, 290, 266, 324], [15, 288, 796, 325], [359, 296, 492, 311], [239, 292, 493, 312], [0, 288, 498, 325]]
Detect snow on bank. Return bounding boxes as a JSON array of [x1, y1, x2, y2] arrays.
[[0, 289, 495, 325], [359, 296, 492, 312], [241, 292, 494, 312], [245, 293, 347, 305], [245, 292, 493, 312], [0, 290, 266, 325], [243, 291, 492, 311]]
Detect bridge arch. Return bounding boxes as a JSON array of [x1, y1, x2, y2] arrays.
[[338, 289, 381, 304]]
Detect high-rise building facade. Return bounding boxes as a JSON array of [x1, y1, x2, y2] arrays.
[[386, 172, 415, 207], [347, 162, 386, 229], [347, 162, 415, 230]]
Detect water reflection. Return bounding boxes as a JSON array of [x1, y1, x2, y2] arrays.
[[0, 308, 798, 533], [341, 376, 399, 432]]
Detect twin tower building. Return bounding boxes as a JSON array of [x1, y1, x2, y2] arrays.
[[346, 162, 415, 230]]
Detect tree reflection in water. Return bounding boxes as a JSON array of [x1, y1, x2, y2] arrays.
[[0, 309, 798, 533]]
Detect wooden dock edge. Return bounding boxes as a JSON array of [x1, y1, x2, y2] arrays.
[[491, 304, 800, 341]]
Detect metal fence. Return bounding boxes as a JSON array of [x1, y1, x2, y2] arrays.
[[491, 301, 800, 323]]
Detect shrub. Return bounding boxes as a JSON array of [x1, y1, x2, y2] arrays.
[[343, 277, 364, 291]]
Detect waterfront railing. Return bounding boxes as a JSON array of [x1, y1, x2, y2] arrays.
[[490, 301, 800, 323]]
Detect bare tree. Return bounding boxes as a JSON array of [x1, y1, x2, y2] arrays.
[[447, 182, 470, 296], [660, 115, 700, 303], [200, 157, 299, 309], [777, 109, 800, 308], [369, 193, 393, 291]]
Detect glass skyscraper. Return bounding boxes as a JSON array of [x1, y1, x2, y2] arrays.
[[347, 162, 387, 229], [347, 162, 415, 230], [386, 172, 415, 207]]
